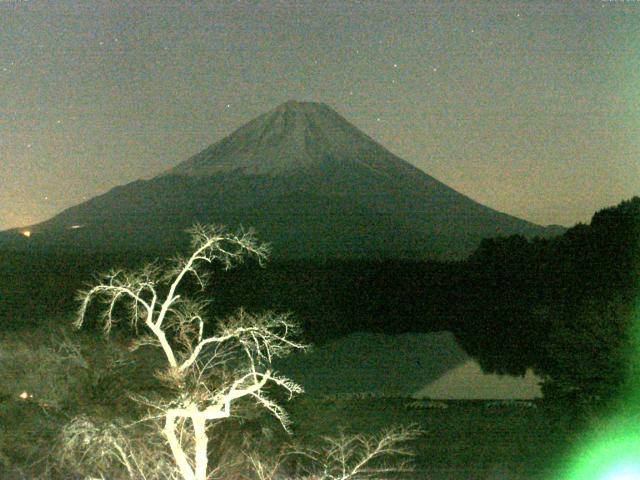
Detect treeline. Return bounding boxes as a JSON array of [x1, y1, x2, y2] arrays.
[[453, 196, 640, 405], [0, 250, 156, 326], [0, 249, 461, 339], [201, 259, 465, 341]]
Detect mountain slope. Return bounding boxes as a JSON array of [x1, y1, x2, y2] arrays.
[[0, 101, 563, 259]]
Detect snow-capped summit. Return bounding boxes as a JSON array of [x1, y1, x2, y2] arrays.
[[165, 100, 415, 179]]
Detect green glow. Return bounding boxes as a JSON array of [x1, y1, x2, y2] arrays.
[[557, 292, 640, 480], [558, 414, 640, 480], [602, 464, 640, 480]]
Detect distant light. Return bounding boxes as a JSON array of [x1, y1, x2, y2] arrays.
[[21, 230, 31, 238]]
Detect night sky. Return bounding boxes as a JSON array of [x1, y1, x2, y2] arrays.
[[2, 0, 638, 231]]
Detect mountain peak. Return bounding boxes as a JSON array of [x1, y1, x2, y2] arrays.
[[163, 100, 405, 178], [274, 99, 330, 112]]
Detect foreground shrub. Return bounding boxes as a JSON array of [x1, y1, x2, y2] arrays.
[[57, 415, 180, 479], [247, 424, 423, 480]]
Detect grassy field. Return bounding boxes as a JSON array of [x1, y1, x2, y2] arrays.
[[287, 396, 580, 480], [1, 395, 581, 479], [0, 319, 586, 479]]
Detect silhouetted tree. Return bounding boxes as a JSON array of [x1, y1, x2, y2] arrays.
[[455, 197, 640, 409]]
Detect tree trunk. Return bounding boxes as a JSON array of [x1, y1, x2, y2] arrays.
[[193, 416, 209, 480], [164, 412, 196, 480]]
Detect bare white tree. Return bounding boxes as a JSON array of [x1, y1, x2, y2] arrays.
[[75, 225, 307, 480], [245, 424, 422, 480], [292, 425, 422, 480]]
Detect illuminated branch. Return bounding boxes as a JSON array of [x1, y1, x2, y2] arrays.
[[289, 425, 422, 480]]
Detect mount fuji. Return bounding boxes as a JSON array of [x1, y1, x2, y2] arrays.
[[0, 101, 563, 259]]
